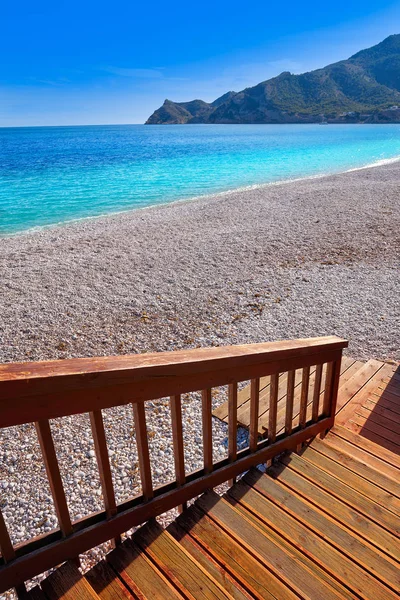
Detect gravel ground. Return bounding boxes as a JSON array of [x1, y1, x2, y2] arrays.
[[0, 162, 399, 596]]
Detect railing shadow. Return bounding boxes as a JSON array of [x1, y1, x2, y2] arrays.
[[358, 365, 400, 455]]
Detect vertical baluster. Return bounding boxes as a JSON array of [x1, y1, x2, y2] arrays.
[[285, 370, 296, 435], [228, 383, 237, 486], [322, 362, 334, 416], [265, 373, 279, 468], [133, 403, 153, 501], [35, 420, 72, 537], [299, 366, 310, 428], [297, 366, 310, 453], [312, 363, 323, 421], [249, 378, 260, 452], [202, 389, 213, 475], [89, 410, 120, 545], [268, 373, 279, 444], [170, 395, 186, 512]]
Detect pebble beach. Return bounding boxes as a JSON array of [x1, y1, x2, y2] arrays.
[[0, 161, 399, 595]]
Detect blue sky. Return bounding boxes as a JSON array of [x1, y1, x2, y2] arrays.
[[2, 1, 400, 126]]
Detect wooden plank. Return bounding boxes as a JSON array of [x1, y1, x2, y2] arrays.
[[201, 389, 213, 474], [285, 371, 295, 435], [249, 379, 260, 452], [363, 399, 400, 424], [89, 410, 120, 545], [132, 403, 153, 501], [347, 416, 400, 450], [224, 493, 358, 600], [35, 420, 72, 536], [268, 374, 279, 443], [168, 521, 252, 600], [300, 446, 400, 517], [269, 459, 400, 562], [176, 504, 294, 600], [331, 425, 400, 470], [322, 432, 400, 484], [85, 560, 135, 599], [0, 417, 331, 593], [356, 406, 400, 435], [312, 363, 323, 421], [279, 452, 399, 535], [379, 383, 400, 398], [336, 362, 392, 425], [229, 479, 398, 600], [309, 437, 400, 498], [335, 360, 385, 413], [0, 337, 348, 428], [107, 539, 182, 600], [243, 470, 400, 593], [41, 560, 100, 600], [196, 491, 347, 600], [134, 520, 230, 599], [299, 367, 310, 428], [367, 394, 400, 415], [355, 427, 400, 457]]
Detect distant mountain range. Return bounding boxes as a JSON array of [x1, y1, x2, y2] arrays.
[[146, 35, 400, 124]]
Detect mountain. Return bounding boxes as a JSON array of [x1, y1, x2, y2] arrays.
[[146, 35, 400, 124]]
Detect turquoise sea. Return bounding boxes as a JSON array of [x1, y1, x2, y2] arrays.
[[1, 124, 400, 235]]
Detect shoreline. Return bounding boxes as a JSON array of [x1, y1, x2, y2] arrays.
[[1, 160, 399, 364], [3, 153, 400, 239]]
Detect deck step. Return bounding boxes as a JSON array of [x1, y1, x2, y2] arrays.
[[308, 436, 400, 498], [196, 490, 344, 600], [174, 501, 297, 600], [41, 561, 100, 600], [106, 536, 182, 599], [132, 520, 231, 599], [232, 469, 399, 598], [279, 451, 399, 535], [85, 559, 136, 599], [331, 424, 400, 469]]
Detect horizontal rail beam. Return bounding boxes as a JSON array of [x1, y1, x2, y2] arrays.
[[0, 338, 347, 428], [0, 417, 331, 592]]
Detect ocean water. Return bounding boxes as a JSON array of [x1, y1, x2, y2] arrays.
[[1, 124, 400, 235]]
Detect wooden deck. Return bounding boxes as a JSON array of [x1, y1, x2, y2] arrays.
[[24, 357, 400, 599]]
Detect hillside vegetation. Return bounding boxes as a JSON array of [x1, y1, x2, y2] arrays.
[[146, 35, 400, 124]]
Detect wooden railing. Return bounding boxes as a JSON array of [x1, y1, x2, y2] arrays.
[[0, 335, 347, 594]]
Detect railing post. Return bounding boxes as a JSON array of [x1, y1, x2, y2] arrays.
[[321, 352, 343, 436]]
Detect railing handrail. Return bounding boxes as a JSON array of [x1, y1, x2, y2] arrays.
[[0, 336, 348, 594], [0, 336, 347, 428]]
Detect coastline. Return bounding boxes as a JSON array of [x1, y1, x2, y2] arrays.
[[1, 160, 399, 364], [3, 153, 400, 239]]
